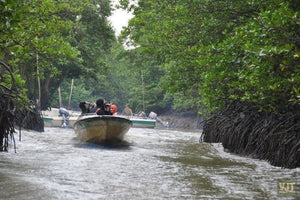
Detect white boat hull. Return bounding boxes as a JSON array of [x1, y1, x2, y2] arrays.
[[130, 117, 156, 128], [74, 115, 132, 143]]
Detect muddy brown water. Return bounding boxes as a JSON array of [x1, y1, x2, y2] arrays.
[[0, 127, 299, 199]]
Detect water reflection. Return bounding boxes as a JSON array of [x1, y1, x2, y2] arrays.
[[0, 127, 299, 199]]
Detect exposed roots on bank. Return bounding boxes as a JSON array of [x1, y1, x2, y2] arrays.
[[0, 62, 44, 152], [15, 109, 44, 132], [201, 101, 300, 169], [0, 89, 16, 151]]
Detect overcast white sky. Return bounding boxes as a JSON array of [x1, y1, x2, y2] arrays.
[[108, 1, 133, 36]]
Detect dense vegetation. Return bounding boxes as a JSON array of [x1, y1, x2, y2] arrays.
[[120, 0, 299, 116], [1, 0, 115, 110], [1, 0, 299, 116]]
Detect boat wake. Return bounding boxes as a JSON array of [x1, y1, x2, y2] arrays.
[[73, 139, 132, 150]]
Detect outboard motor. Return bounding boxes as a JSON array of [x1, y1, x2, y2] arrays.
[[149, 111, 169, 127], [59, 108, 69, 127], [148, 111, 157, 119]]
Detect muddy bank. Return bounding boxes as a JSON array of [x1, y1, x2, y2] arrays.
[[201, 101, 300, 169], [158, 112, 204, 129]]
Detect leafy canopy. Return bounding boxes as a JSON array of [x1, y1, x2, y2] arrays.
[[120, 0, 300, 114]]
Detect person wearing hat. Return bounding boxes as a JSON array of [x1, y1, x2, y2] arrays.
[[103, 102, 112, 115]]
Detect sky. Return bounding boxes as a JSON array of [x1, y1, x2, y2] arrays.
[[108, 1, 134, 36]]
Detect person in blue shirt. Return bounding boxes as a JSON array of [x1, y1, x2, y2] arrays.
[[80, 99, 112, 115], [90, 99, 112, 115]]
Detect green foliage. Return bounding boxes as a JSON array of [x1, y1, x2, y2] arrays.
[[1, 0, 82, 107], [2, 0, 298, 116], [99, 43, 169, 114], [1, 0, 115, 110], [199, 1, 300, 113], [121, 0, 300, 114]]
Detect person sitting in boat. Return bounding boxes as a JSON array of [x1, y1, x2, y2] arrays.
[[104, 103, 112, 115], [122, 104, 133, 116], [89, 99, 112, 115], [89, 99, 104, 114], [149, 111, 157, 119], [110, 104, 118, 115], [79, 101, 95, 114], [138, 111, 146, 118]]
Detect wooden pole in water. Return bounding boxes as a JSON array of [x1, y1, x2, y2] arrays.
[[58, 86, 62, 108], [68, 79, 74, 110], [36, 36, 41, 110], [141, 71, 145, 112]]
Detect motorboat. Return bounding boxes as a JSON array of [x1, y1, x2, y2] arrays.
[[73, 115, 132, 143]]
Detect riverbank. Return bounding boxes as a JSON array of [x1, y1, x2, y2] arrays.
[[158, 112, 204, 129], [158, 104, 299, 169], [201, 102, 300, 169]]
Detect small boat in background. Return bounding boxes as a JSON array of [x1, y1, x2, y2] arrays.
[[42, 108, 80, 127], [74, 115, 132, 144], [129, 111, 168, 128], [130, 117, 156, 128]]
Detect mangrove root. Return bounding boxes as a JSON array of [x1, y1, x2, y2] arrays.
[[201, 101, 300, 169]]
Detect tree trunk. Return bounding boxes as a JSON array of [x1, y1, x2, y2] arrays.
[[68, 79, 74, 110], [37, 52, 41, 110], [40, 71, 51, 110], [58, 86, 62, 108]]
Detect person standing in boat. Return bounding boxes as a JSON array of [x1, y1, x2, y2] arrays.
[[59, 107, 69, 127], [122, 104, 133, 116]]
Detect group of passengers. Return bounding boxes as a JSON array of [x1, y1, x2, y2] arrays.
[[79, 98, 132, 116]]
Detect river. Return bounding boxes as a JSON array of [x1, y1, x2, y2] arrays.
[[0, 127, 299, 200]]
